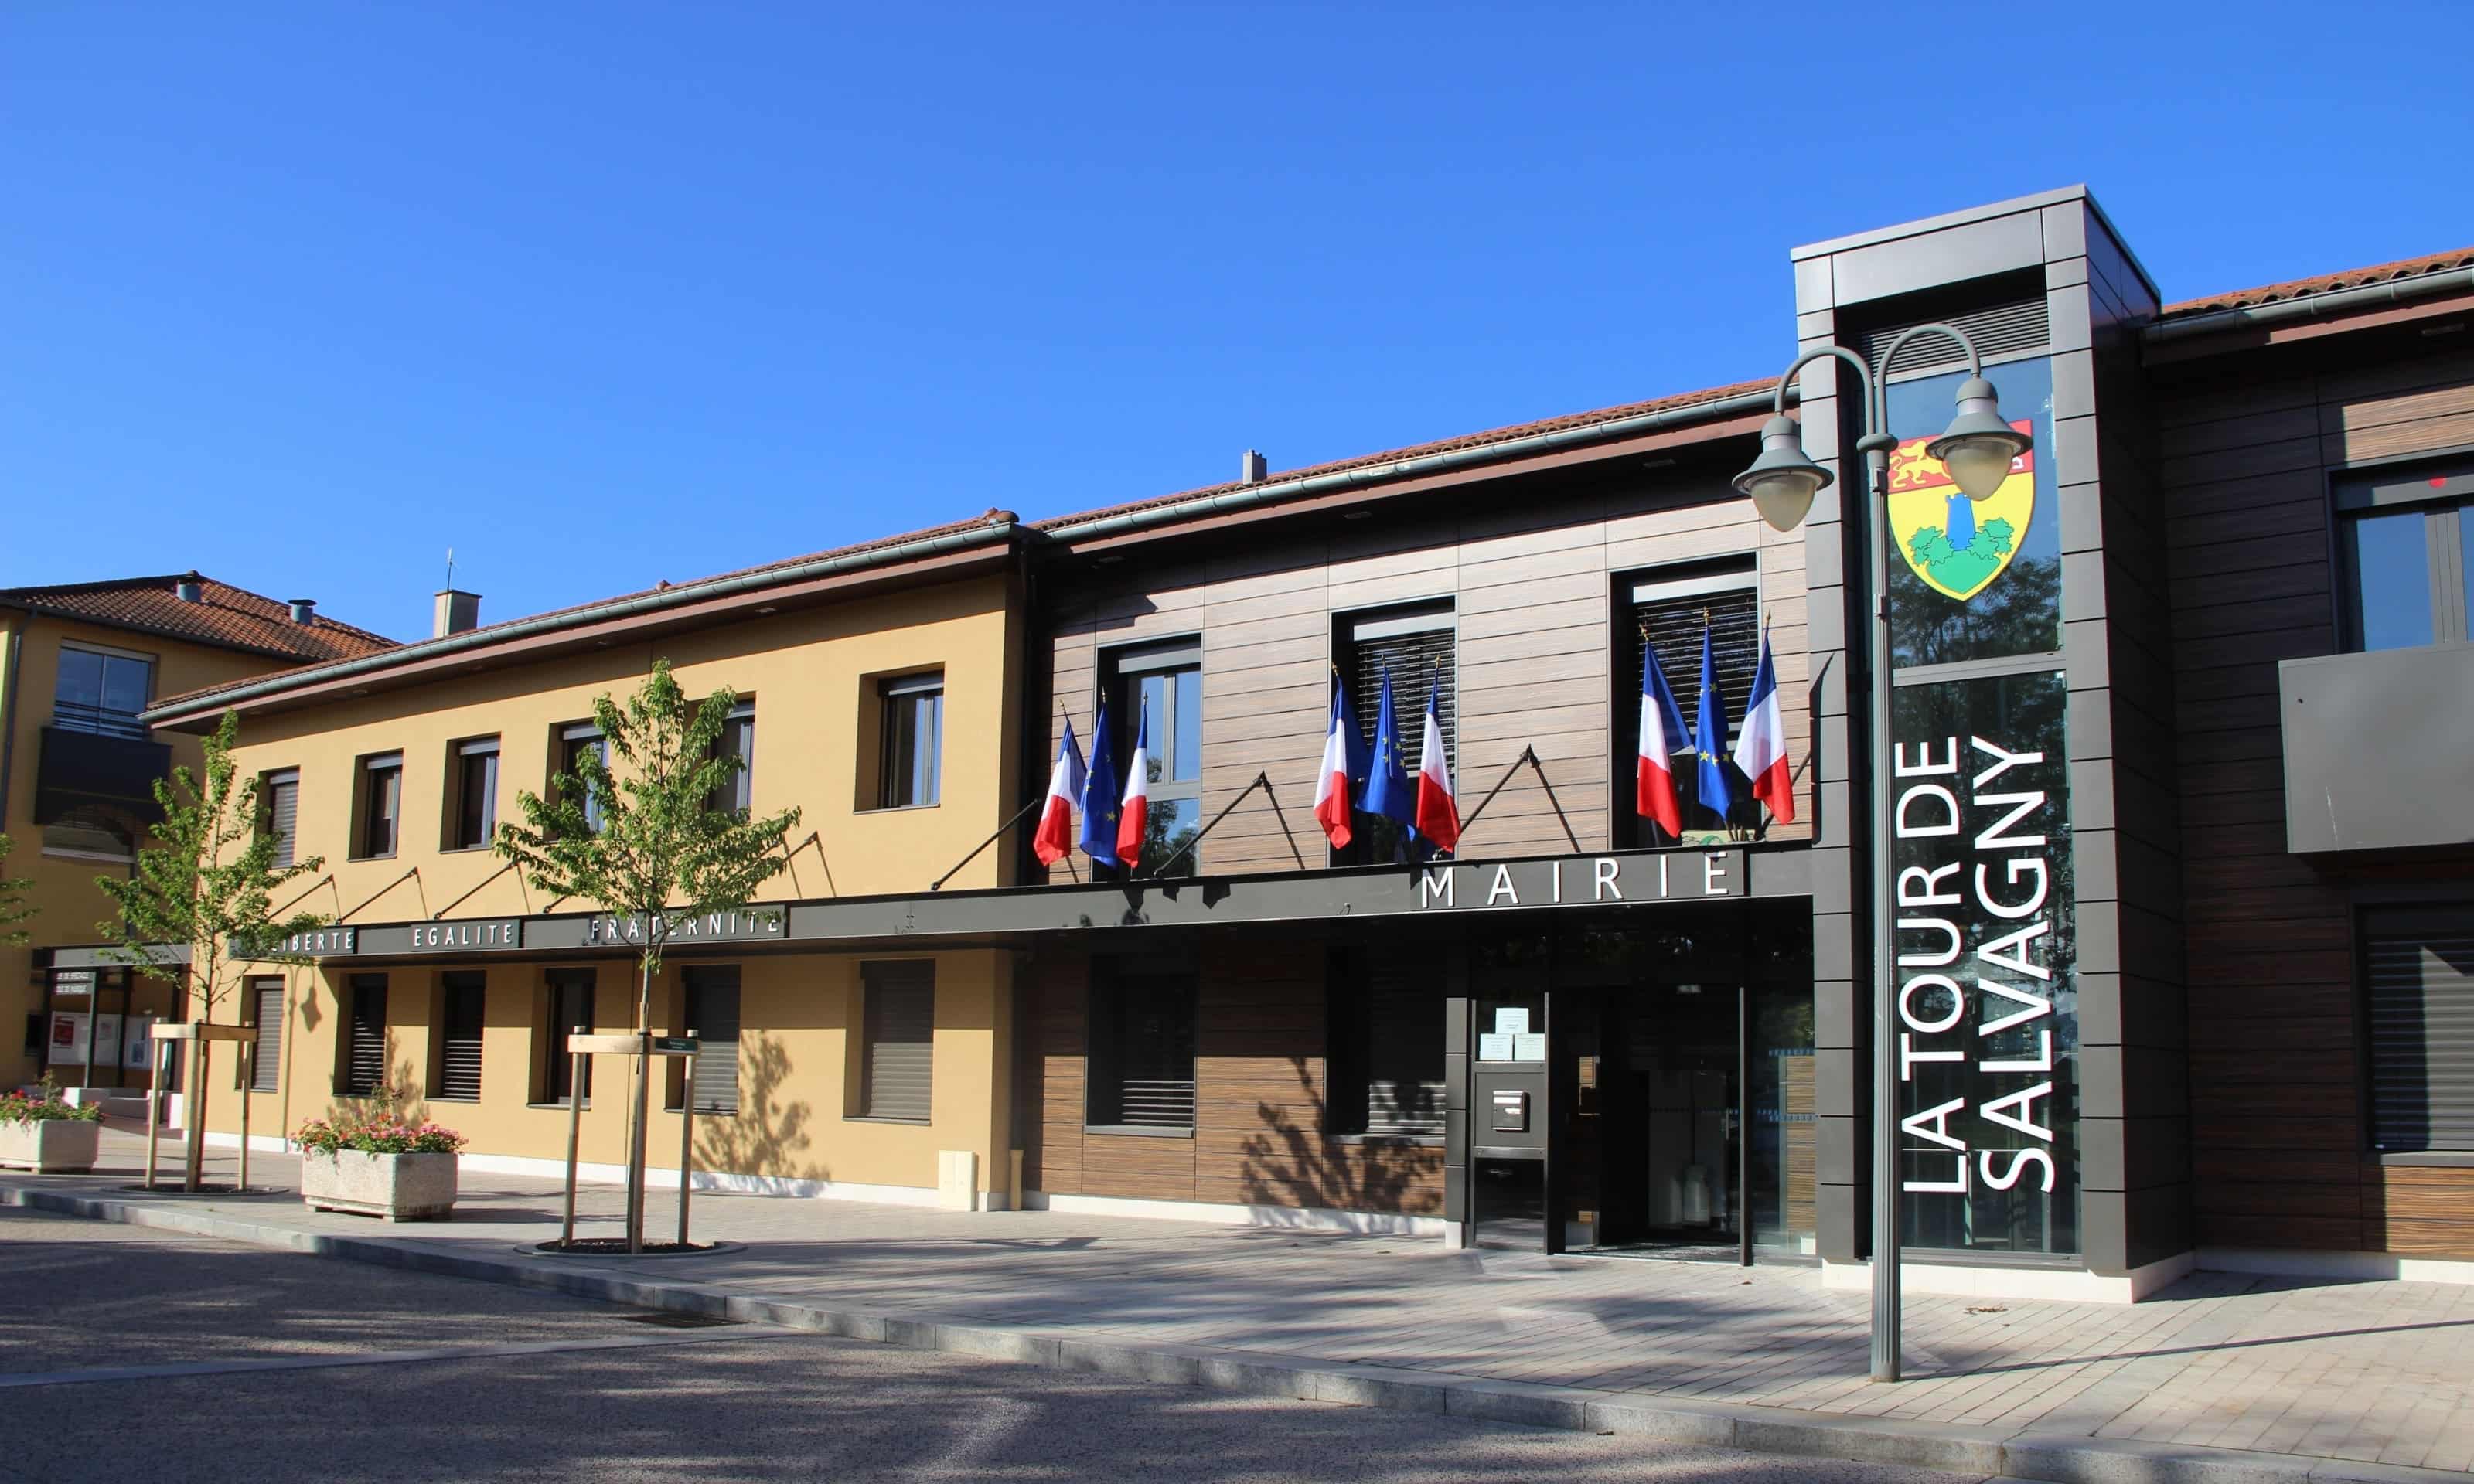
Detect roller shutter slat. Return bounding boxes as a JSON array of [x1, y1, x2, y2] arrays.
[[2365, 914, 2474, 1153], [863, 964, 933, 1122]]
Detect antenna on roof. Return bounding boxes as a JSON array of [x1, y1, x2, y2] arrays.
[[445, 547, 455, 591]]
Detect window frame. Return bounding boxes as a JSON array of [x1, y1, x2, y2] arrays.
[[555, 722, 607, 833], [338, 975, 388, 1098], [1083, 958, 1198, 1135], [261, 768, 302, 869], [707, 700, 756, 816], [247, 978, 285, 1094], [679, 964, 741, 1115], [540, 968, 596, 1106], [444, 737, 501, 852], [434, 971, 486, 1101], [1615, 555, 1763, 847], [2358, 900, 2474, 1159], [1330, 601, 1457, 867], [2335, 462, 2474, 652], [1324, 947, 1447, 1144], [52, 639, 156, 740], [350, 751, 404, 861], [873, 671, 945, 811], [1101, 639, 1204, 877]]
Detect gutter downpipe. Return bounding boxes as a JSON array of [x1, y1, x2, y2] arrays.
[[1039, 386, 1784, 545], [2143, 267, 2474, 349], [140, 519, 1021, 728], [0, 614, 22, 839]]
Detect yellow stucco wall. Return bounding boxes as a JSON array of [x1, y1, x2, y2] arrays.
[[2, 613, 293, 1088], [196, 572, 1025, 1198]]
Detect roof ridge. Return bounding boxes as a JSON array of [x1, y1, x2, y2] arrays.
[[2159, 245, 2474, 319]]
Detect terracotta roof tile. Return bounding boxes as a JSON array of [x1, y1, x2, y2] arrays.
[[0, 574, 397, 662], [145, 512, 1017, 714], [2159, 247, 2474, 319], [1032, 377, 1774, 533]]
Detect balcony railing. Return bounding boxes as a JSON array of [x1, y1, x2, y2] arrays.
[[33, 723, 171, 825], [49, 701, 152, 741], [2281, 645, 2474, 853]]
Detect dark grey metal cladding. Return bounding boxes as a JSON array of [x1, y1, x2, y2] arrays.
[[2281, 646, 2474, 853]]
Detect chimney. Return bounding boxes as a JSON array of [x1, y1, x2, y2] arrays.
[[174, 574, 203, 604], [1240, 449, 1268, 485], [288, 597, 317, 626], [434, 589, 482, 638]]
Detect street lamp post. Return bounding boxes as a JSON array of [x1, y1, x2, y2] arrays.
[[1733, 326, 2033, 1384]]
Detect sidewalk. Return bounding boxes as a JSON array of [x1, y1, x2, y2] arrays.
[[9, 1129, 2469, 1483]]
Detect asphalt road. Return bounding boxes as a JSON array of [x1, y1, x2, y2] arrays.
[[0, 1207, 1985, 1483]]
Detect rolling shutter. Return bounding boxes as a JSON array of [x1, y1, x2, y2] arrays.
[[249, 980, 284, 1093], [266, 773, 300, 868], [685, 968, 741, 1115], [861, 962, 933, 1122], [438, 973, 485, 1101], [343, 977, 387, 1097], [1362, 955, 1447, 1137], [1631, 564, 1759, 829], [1348, 619, 1456, 777], [2366, 907, 2474, 1153]]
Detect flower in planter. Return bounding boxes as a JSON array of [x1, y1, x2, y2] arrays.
[[1, 1079, 104, 1125], [292, 1111, 466, 1156]]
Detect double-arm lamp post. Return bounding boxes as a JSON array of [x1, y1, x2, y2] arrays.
[[1732, 327, 2033, 1383]]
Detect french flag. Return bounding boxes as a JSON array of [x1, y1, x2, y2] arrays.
[[1032, 720, 1085, 866], [1635, 645, 1685, 839], [1411, 679, 1459, 853], [1116, 705, 1151, 868], [1732, 625, 1795, 824], [1313, 678, 1355, 849]]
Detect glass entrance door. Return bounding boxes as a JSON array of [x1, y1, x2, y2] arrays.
[[1559, 982, 1744, 1259]]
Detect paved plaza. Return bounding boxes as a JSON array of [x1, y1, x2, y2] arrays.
[[6, 1130, 2470, 1479]]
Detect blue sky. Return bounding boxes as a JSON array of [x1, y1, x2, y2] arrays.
[[5, 2, 2465, 641]]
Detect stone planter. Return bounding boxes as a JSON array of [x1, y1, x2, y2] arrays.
[[301, 1149, 458, 1221], [0, 1118, 102, 1173]]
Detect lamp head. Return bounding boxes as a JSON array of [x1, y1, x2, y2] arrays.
[[1925, 376, 2033, 501], [1733, 414, 1832, 533]]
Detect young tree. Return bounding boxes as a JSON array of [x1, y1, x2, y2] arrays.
[[496, 660, 800, 1250], [97, 710, 329, 1191], [0, 834, 34, 946]]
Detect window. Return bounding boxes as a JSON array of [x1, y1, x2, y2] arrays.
[[1334, 604, 1456, 865], [340, 975, 387, 1097], [447, 738, 499, 850], [2338, 465, 2473, 651], [877, 673, 942, 808], [2363, 905, 2474, 1154], [1086, 962, 1196, 1130], [53, 642, 154, 739], [1327, 948, 1445, 1138], [436, 972, 485, 1101], [557, 723, 607, 832], [248, 979, 284, 1094], [42, 805, 135, 862], [1623, 558, 1760, 842], [682, 965, 741, 1115], [859, 961, 934, 1122], [263, 769, 301, 868], [707, 702, 755, 815], [353, 752, 403, 859], [1105, 642, 1202, 875], [542, 970, 595, 1104]]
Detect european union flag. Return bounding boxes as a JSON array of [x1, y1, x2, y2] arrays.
[[1079, 699, 1123, 868], [1694, 622, 1735, 820], [1359, 665, 1412, 829]]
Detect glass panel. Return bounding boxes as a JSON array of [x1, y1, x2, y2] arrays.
[[101, 655, 152, 715], [1139, 795, 1201, 875], [1885, 358, 2060, 669], [1172, 667, 1201, 782], [889, 690, 942, 806], [363, 765, 400, 857], [53, 648, 104, 710], [1890, 669, 2077, 1255], [2350, 509, 2434, 652], [1750, 982, 1818, 1254], [1139, 672, 1168, 782]]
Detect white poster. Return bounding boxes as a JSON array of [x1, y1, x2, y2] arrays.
[[123, 1016, 158, 1069]]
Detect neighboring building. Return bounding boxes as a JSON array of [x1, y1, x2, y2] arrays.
[[136, 187, 2474, 1298], [2, 574, 393, 1092], [138, 517, 1027, 1206]]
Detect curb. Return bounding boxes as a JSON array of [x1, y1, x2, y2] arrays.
[[6, 1185, 2461, 1484]]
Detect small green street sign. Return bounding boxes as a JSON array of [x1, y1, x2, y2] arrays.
[[652, 1036, 700, 1054]]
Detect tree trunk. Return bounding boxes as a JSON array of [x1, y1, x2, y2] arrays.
[[186, 1035, 209, 1193], [626, 954, 653, 1252]]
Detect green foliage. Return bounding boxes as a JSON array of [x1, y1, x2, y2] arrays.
[[94, 710, 331, 1015], [1, 1076, 104, 1124], [495, 660, 801, 1025], [0, 832, 32, 947], [294, 1111, 465, 1155]]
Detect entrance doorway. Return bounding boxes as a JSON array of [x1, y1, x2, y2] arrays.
[[1556, 982, 1745, 1259]]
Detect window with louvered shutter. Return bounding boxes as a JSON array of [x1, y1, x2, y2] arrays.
[[1626, 561, 1759, 837], [1331, 949, 1446, 1138], [684, 966, 741, 1115], [342, 976, 387, 1096], [1337, 604, 1456, 865], [859, 962, 933, 1122], [2364, 906, 2474, 1153], [438, 973, 485, 1101], [1086, 965, 1195, 1129], [249, 980, 284, 1093], [264, 772, 299, 868]]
